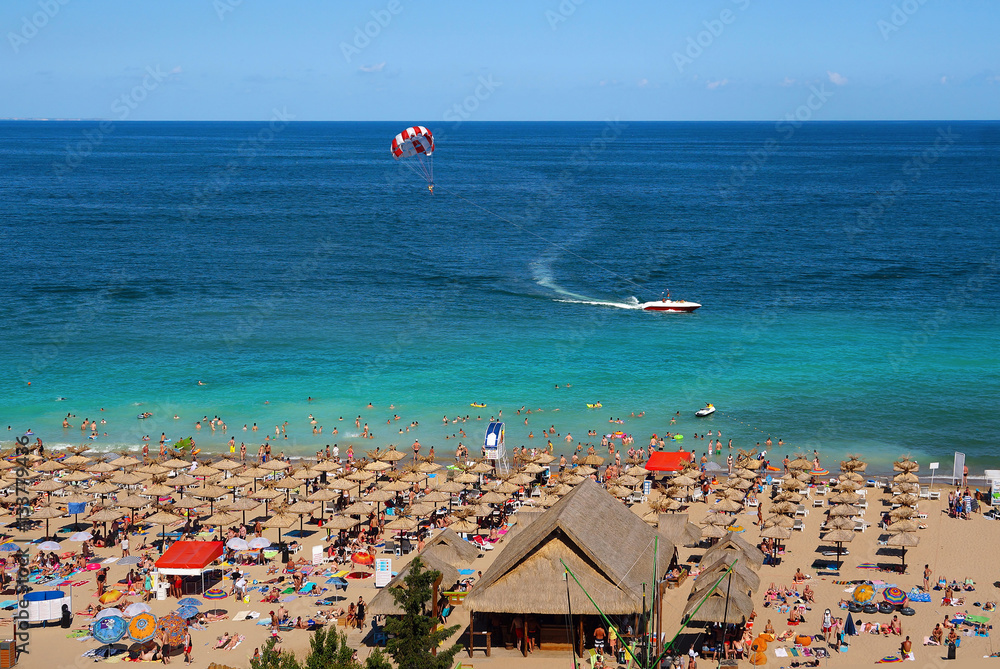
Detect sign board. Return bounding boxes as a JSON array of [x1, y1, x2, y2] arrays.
[[643, 479, 651, 496], [992, 480, 1000, 508], [312, 545, 324, 565], [953, 452, 966, 486], [375, 558, 392, 588]]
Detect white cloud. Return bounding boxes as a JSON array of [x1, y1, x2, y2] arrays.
[[637, 78, 648, 88], [358, 62, 386, 73], [827, 71, 848, 86], [170, 66, 183, 75], [940, 76, 948, 85], [706, 78, 729, 90], [780, 76, 796, 87], [986, 75, 1000, 84]]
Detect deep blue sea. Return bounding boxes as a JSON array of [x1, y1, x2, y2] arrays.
[[1, 121, 998, 474]]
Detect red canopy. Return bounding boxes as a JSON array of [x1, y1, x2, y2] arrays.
[[155, 541, 224, 575], [646, 451, 693, 473]]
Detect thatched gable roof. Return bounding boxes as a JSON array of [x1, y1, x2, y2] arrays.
[[422, 527, 480, 566], [368, 552, 459, 617], [464, 478, 674, 616], [694, 555, 761, 593], [682, 586, 754, 624], [657, 513, 701, 546], [701, 531, 765, 569]]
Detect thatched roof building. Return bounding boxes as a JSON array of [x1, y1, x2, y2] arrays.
[[368, 551, 459, 617], [701, 532, 765, 569], [422, 527, 480, 566], [657, 513, 701, 546], [464, 478, 675, 616]]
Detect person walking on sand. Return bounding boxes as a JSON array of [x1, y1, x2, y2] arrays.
[[924, 564, 932, 592], [183, 629, 192, 665], [159, 627, 171, 664]]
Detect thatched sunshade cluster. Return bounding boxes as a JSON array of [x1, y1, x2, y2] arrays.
[[682, 533, 763, 625]]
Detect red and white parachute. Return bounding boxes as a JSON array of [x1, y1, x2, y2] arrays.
[[391, 125, 434, 191]]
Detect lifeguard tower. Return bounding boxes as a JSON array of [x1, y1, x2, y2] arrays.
[[484, 421, 509, 476]]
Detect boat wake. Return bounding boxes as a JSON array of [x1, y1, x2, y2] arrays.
[[532, 259, 643, 310], [554, 297, 643, 310]]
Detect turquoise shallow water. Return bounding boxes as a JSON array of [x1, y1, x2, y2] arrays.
[[0, 121, 998, 473]]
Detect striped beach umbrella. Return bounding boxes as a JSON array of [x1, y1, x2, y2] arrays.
[[883, 587, 907, 606]]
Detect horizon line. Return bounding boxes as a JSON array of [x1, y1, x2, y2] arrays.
[[1, 118, 998, 123]]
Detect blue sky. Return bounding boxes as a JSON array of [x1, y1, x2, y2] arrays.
[[2, 0, 997, 121]]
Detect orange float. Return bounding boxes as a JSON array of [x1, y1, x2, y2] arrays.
[[795, 634, 812, 646], [749, 637, 768, 653]]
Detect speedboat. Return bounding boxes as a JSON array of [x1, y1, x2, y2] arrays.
[[695, 404, 716, 417], [640, 297, 701, 312]]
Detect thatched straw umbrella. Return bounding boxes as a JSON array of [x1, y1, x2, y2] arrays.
[[825, 516, 856, 531], [893, 457, 919, 473], [887, 531, 919, 571], [249, 488, 283, 515], [190, 484, 229, 514], [829, 491, 861, 505], [822, 529, 854, 566], [31, 505, 66, 539], [261, 513, 297, 544], [110, 471, 145, 487], [891, 493, 920, 507], [136, 463, 171, 477], [223, 497, 262, 525], [788, 457, 812, 471], [700, 524, 728, 540], [108, 455, 141, 469], [828, 504, 861, 518], [892, 483, 920, 495], [285, 501, 320, 536], [378, 448, 407, 463], [144, 509, 182, 552], [889, 507, 916, 521], [202, 511, 239, 539]]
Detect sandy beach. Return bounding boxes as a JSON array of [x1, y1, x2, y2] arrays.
[[5, 455, 1000, 669]]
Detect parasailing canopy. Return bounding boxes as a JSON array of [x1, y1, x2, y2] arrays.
[[391, 125, 435, 191]]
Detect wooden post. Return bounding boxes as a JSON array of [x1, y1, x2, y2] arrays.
[[521, 616, 527, 657], [577, 616, 584, 658], [431, 574, 442, 656], [468, 608, 474, 658], [657, 580, 668, 658]]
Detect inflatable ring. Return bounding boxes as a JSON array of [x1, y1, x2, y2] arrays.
[[878, 602, 895, 614], [749, 638, 768, 653], [848, 602, 862, 613], [862, 604, 878, 614], [900, 607, 916, 616]]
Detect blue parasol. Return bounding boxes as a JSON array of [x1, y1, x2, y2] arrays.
[[0, 543, 19, 552], [92, 615, 128, 644], [177, 606, 200, 619], [844, 612, 857, 637], [177, 598, 202, 607]]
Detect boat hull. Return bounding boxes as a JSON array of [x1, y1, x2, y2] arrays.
[[640, 300, 701, 312]]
